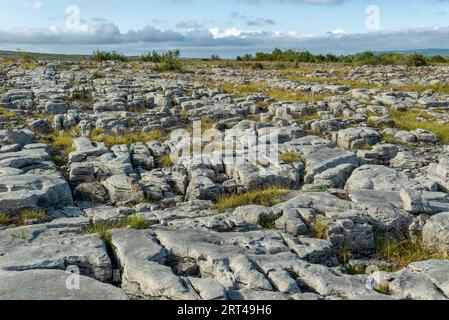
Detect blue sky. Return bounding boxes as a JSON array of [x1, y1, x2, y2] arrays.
[[1, 0, 449, 57]]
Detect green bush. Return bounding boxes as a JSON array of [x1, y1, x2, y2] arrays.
[[406, 53, 428, 67], [91, 50, 128, 62], [143, 50, 184, 72]]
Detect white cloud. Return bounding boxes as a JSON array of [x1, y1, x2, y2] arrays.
[[24, 0, 44, 10], [2, 19, 449, 57]]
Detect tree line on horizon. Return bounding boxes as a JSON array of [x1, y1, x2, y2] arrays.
[[88, 48, 449, 67], [236, 48, 448, 67]]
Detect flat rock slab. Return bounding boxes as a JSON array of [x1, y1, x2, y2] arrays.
[[0, 174, 73, 213], [0, 218, 112, 282], [0, 270, 128, 300]]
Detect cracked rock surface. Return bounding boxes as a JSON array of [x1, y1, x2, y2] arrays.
[[1, 59, 449, 300]]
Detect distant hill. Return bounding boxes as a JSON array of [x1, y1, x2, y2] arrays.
[[0, 50, 89, 61], [375, 49, 449, 57]]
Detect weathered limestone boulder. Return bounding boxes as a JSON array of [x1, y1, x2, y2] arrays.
[[30, 119, 53, 134], [346, 165, 425, 192], [130, 142, 155, 170], [2, 129, 36, 146], [285, 136, 361, 184], [69, 162, 95, 184], [400, 189, 432, 215], [186, 175, 222, 202], [423, 212, 449, 253], [0, 90, 33, 109], [102, 175, 144, 207], [335, 128, 382, 150], [275, 208, 309, 236], [324, 210, 375, 255], [45, 100, 68, 115], [372, 260, 449, 300], [110, 229, 198, 300], [0, 174, 73, 213], [0, 218, 112, 282]]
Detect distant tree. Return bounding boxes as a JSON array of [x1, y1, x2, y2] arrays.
[[92, 50, 128, 62], [407, 53, 428, 67]]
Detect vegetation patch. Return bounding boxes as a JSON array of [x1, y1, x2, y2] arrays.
[[293, 112, 321, 122], [0, 107, 16, 118], [309, 220, 328, 240], [157, 154, 173, 168], [20, 210, 46, 224], [84, 216, 150, 244], [373, 237, 449, 272], [389, 108, 449, 144], [92, 50, 129, 62], [213, 187, 290, 213], [259, 216, 276, 229], [91, 129, 166, 147], [0, 214, 11, 225], [140, 50, 185, 72], [11, 230, 29, 240], [280, 152, 302, 164]]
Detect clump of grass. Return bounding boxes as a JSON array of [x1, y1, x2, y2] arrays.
[[39, 131, 76, 166], [158, 154, 173, 168], [220, 81, 267, 97], [389, 108, 449, 144], [383, 134, 397, 144], [213, 187, 290, 213], [20, 210, 46, 224], [280, 152, 301, 164], [337, 246, 353, 266], [375, 284, 390, 295], [11, 230, 29, 240], [373, 237, 449, 272], [126, 216, 149, 230], [84, 216, 149, 244], [92, 50, 128, 62], [310, 220, 328, 240], [91, 128, 105, 136], [0, 107, 16, 118], [0, 214, 11, 225], [353, 143, 374, 151], [259, 215, 276, 229], [91, 129, 166, 147], [293, 113, 321, 122]]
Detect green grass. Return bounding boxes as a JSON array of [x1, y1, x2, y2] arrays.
[[157, 154, 173, 168], [84, 216, 150, 244], [389, 108, 449, 144], [125, 216, 149, 230], [280, 152, 302, 164], [20, 210, 46, 224], [39, 131, 77, 166], [373, 237, 449, 272], [259, 215, 276, 229], [91, 129, 166, 147], [214, 80, 331, 103], [213, 187, 290, 213], [0, 214, 11, 225], [267, 89, 331, 104], [0, 106, 16, 118], [11, 230, 29, 240], [309, 220, 328, 240], [353, 143, 374, 151], [383, 134, 397, 144], [293, 113, 321, 122]]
